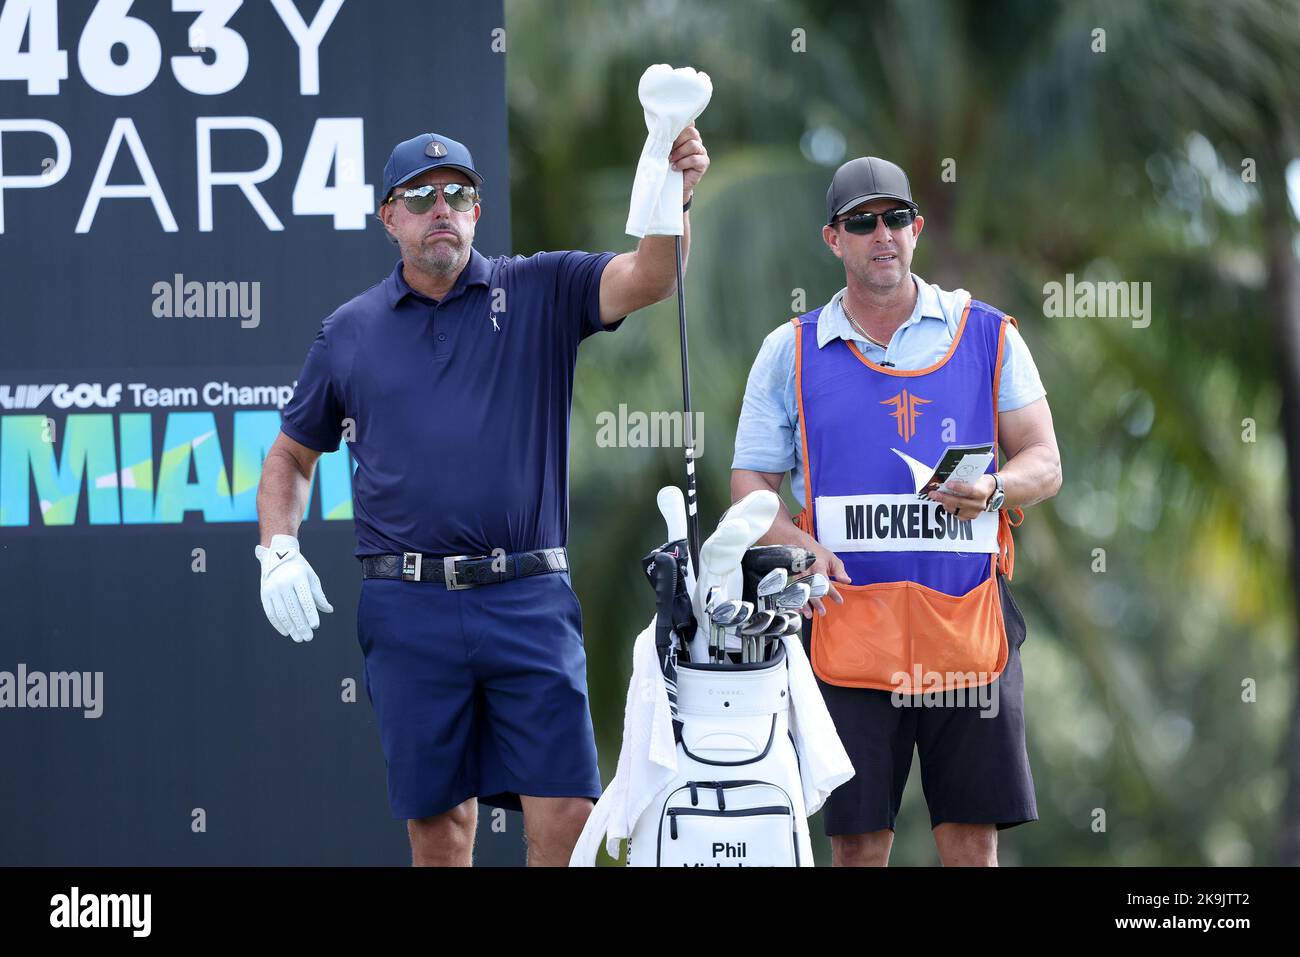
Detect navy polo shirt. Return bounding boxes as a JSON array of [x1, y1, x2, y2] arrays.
[[280, 248, 622, 557]]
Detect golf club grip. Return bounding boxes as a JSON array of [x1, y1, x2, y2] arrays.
[[674, 234, 702, 571], [742, 546, 812, 604], [742, 545, 814, 576]]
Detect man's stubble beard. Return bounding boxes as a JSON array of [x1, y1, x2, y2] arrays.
[[851, 260, 910, 296], [402, 227, 470, 279]]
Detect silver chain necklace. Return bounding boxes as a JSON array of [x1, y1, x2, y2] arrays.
[[841, 298, 889, 348]]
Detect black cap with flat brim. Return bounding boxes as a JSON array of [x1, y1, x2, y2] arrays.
[[826, 156, 917, 224]]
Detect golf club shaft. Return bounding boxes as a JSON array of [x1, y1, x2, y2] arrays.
[[674, 234, 701, 573]]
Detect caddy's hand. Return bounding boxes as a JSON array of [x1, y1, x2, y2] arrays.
[[255, 534, 333, 642], [928, 474, 997, 522], [804, 541, 850, 619]]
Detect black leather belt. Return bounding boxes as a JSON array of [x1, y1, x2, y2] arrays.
[[360, 547, 568, 589]]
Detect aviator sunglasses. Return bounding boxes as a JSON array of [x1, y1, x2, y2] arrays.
[[387, 183, 480, 214]]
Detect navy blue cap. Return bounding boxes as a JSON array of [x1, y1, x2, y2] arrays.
[[382, 132, 483, 202]]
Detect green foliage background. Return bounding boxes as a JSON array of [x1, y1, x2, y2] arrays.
[[504, 0, 1300, 865]]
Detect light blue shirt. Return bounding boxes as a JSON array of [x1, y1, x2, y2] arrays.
[[731, 275, 1046, 508]]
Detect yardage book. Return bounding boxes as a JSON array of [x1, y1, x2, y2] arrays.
[[892, 444, 996, 498]]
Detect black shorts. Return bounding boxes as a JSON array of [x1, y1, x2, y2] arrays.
[[810, 573, 1037, 836]]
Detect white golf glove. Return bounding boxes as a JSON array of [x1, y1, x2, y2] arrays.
[[255, 534, 333, 642], [626, 63, 713, 237]]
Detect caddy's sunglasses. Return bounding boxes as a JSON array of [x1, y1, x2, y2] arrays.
[[388, 183, 480, 214], [834, 207, 917, 233]]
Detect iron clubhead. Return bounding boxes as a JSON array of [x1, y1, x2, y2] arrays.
[[774, 581, 812, 610]]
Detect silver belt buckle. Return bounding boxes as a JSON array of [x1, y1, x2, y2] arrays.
[[443, 555, 473, 590]]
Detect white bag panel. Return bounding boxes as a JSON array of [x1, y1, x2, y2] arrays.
[[653, 782, 800, 867], [675, 659, 790, 717], [661, 811, 796, 867], [680, 713, 775, 763], [627, 657, 814, 867]]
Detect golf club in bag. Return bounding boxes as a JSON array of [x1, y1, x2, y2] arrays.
[[674, 232, 702, 573], [571, 65, 851, 867], [643, 108, 810, 865]]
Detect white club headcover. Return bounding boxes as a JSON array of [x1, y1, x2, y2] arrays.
[[688, 517, 751, 662], [719, 489, 781, 547], [690, 489, 783, 657], [655, 485, 695, 589], [625, 64, 712, 238]]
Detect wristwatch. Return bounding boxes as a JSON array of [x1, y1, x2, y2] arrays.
[[985, 472, 1005, 512], [682, 195, 693, 212]]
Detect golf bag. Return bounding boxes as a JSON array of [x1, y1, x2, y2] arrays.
[[627, 646, 813, 867], [568, 521, 850, 869]]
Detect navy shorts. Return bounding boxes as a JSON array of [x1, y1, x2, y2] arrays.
[[811, 573, 1038, 836], [356, 569, 603, 820]]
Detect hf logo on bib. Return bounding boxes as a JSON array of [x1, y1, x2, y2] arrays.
[[880, 388, 930, 441]]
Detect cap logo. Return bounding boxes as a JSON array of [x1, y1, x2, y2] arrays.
[[424, 140, 448, 158]]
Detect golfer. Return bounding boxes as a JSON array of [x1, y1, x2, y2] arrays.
[[731, 156, 1061, 866], [254, 129, 709, 866]]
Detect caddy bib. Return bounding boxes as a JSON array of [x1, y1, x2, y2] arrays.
[[793, 299, 1019, 692]]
